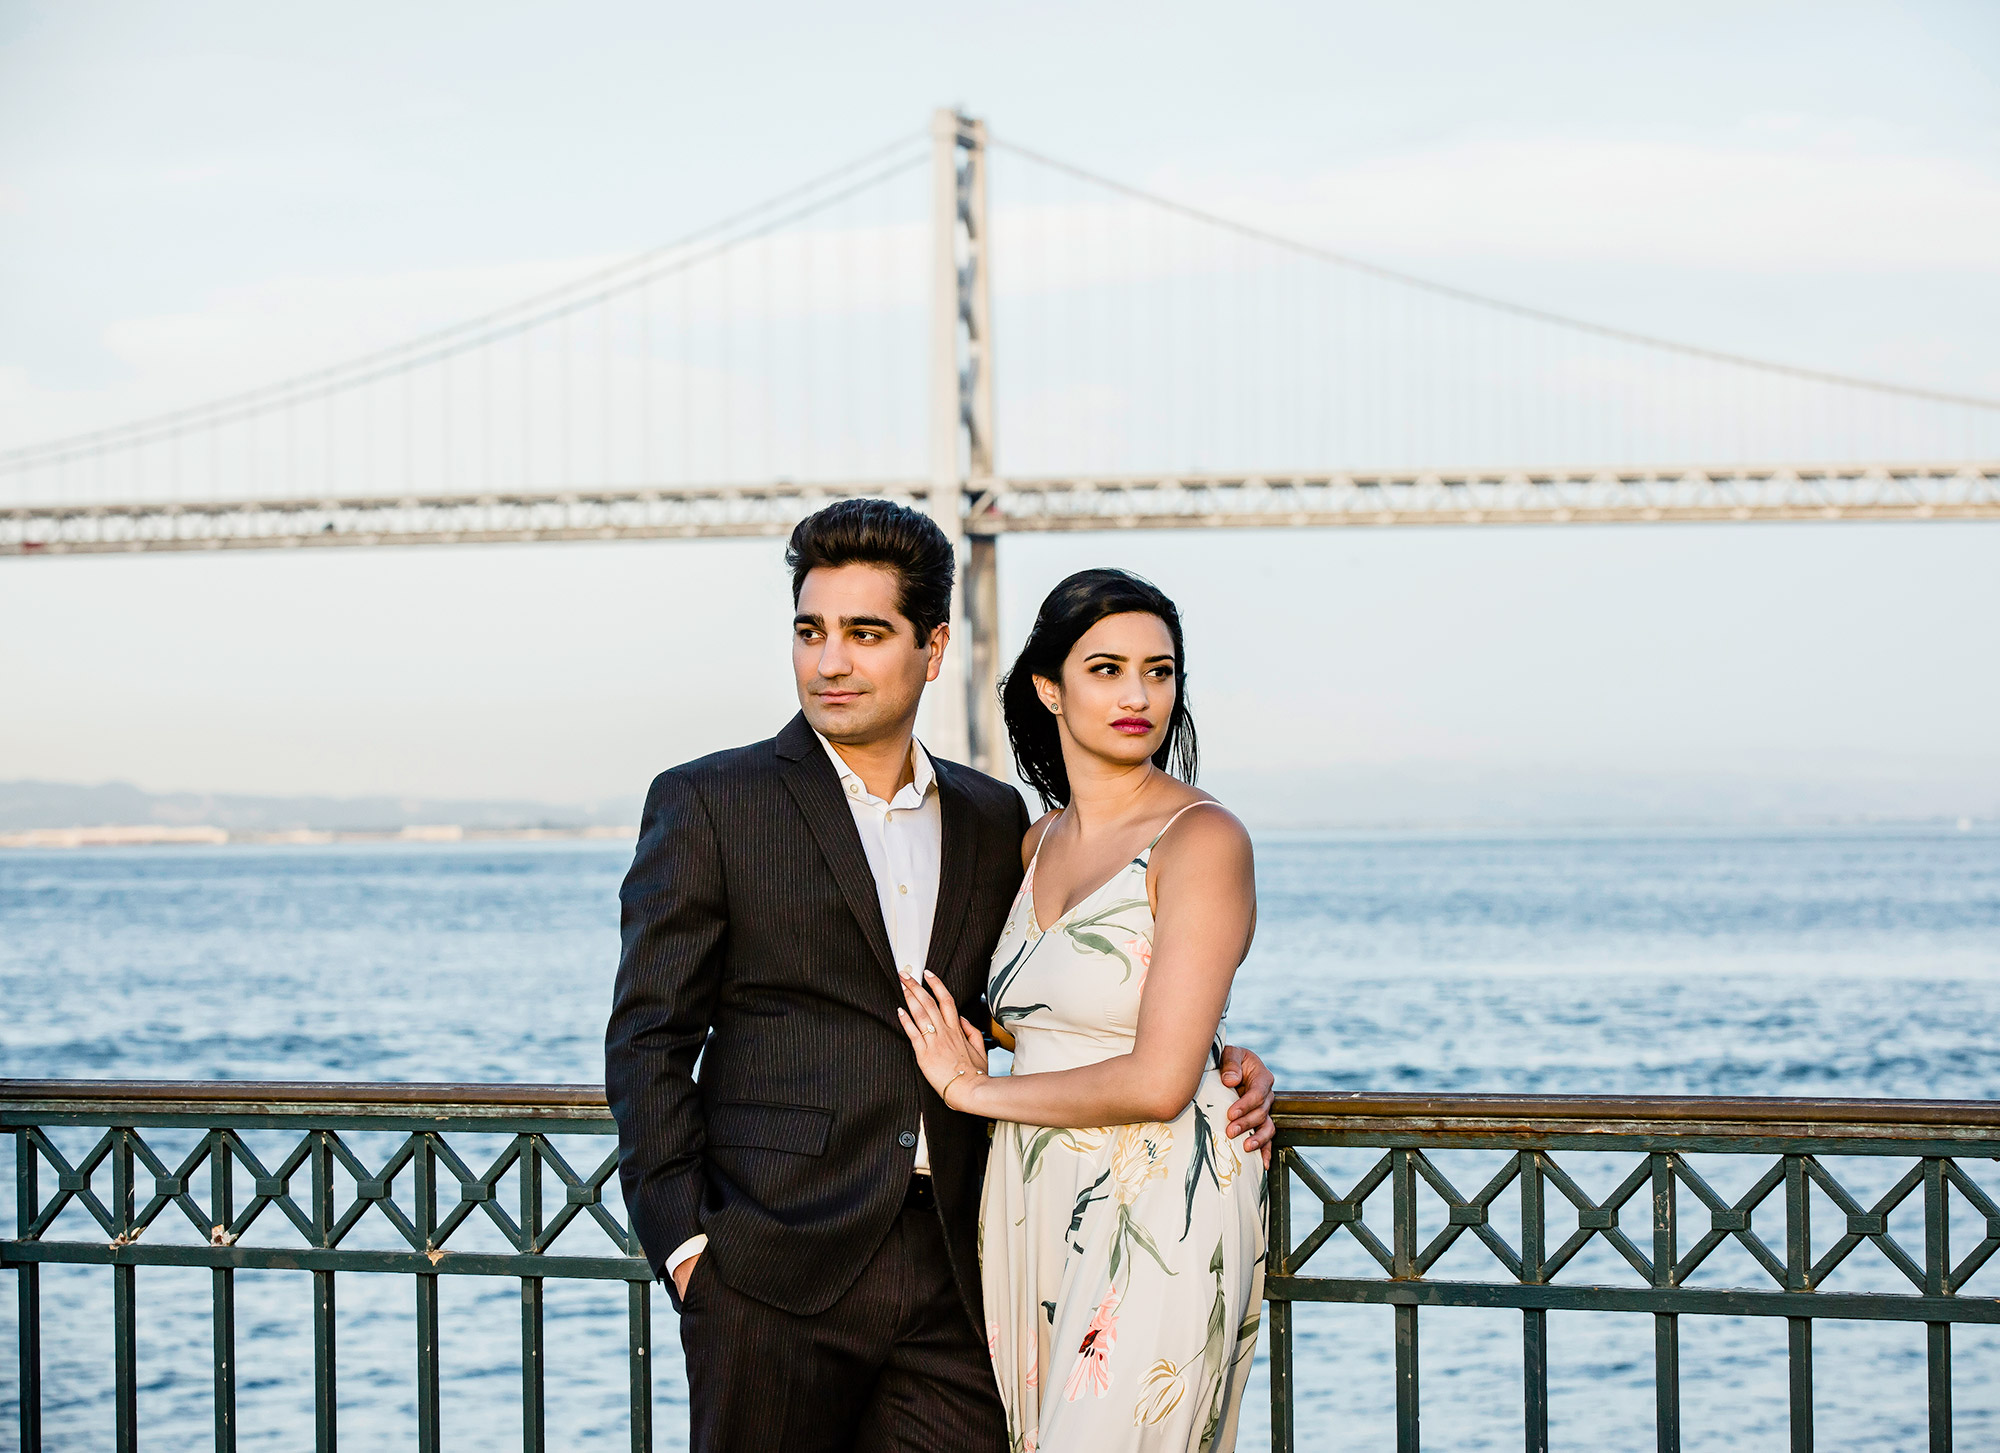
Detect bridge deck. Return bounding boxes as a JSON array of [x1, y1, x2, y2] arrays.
[[5, 462, 1997, 556]]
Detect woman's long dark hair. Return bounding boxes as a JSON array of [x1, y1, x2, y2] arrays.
[[1000, 568, 1198, 809]]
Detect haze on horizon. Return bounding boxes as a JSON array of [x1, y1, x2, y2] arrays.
[[2, 2, 1997, 824]]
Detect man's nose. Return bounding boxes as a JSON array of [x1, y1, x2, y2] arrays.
[[817, 640, 852, 678]]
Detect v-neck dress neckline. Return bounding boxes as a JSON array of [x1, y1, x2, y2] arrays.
[[1024, 800, 1218, 936]]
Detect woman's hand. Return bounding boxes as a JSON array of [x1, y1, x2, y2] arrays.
[[1218, 1044, 1276, 1169], [896, 971, 989, 1111]]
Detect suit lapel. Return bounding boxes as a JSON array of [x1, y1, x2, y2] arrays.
[[922, 760, 979, 985], [774, 715, 899, 983]]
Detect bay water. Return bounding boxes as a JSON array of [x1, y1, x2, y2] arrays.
[[3, 825, 1998, 1448]]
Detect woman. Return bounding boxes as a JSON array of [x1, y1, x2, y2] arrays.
[[898, 568, 1265, 1453]]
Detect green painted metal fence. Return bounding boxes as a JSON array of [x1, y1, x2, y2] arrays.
[[3, 1081, 650, 1453], [7, 1082, 2000, 1450], [1265, 1091, 2000, 1452]]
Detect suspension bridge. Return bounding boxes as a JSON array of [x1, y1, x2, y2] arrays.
[[3, 110, 1996, 770]]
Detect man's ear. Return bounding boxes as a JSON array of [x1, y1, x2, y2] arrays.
[[923, 622, 950, 684]]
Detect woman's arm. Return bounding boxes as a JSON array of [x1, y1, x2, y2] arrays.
[[901, 807, 1255, 1129]]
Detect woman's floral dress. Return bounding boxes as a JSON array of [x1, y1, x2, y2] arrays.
[[981, 804, 1266, 1453]]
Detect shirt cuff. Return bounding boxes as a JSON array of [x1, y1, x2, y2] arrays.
[[666, 1233, 707, 1280]]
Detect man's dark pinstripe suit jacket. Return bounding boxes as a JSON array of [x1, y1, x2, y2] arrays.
[[605, 711, 1031, 1321]]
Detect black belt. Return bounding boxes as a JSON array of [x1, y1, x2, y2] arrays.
[[903, 1174, 936, 1210]]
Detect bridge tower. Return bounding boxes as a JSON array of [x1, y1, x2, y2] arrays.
[[926, 109, 1004, 776]]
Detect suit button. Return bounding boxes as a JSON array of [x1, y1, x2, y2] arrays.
[[898, 1131, 918, 1148]]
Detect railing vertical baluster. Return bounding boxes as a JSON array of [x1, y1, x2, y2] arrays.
[[1395, 1305, 1420, 1451], [415, 1134, 442, 1453], [1268, 1145, 1294, 1453], [114, 1261, 138, 1451], [113, 1126, 137, 1453], [16, 1128, 43, 1453], [1924, 1157, 1951, 1453], [1787, 1321, 1813, 1450], [1651, 1151, 1678, 1453], [1520, 1150, 1547, 1453], [211, 1130, 236, 1453], [312, 1130, 337, 1453], [521, 1134, 546, 1453], [1927, 1323, 1952, 1451], [1653, 1316, 1680, 1452], [1391, 1147, 1419, 1453], [1784, 1154, 1811, 1453], [628, 1278, 653, 1453]]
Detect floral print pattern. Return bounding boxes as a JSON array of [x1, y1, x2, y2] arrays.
[[983, 813, 1266, 1452], [1064, 1285, 1121, 1400]]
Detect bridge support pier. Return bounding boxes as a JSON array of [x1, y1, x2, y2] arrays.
[[963, 530, 1003, 776], [928, 108, 1003, 776]]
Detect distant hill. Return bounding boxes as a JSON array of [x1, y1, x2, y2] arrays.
[[4, 766, 1991, 837], [0, 780, 642, 834]]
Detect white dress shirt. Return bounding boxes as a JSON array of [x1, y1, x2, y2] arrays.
[[667, 732, 944, 1284]]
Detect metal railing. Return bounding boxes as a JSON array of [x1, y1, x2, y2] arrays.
[[2, 1080, 648, 1453], [8, 1082, 2000, 1451], [1265, 1091, 2000, 1453]]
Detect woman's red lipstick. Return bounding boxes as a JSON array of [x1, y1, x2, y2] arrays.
[[1111, 717, 1153, 735]]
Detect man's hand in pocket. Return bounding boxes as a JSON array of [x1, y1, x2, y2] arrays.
[[672, 1253, 700, 1301]]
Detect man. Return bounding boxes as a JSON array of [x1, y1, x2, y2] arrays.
[[605, 498, 1275, 1451]]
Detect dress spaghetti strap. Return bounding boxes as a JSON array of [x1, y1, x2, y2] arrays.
[[1144, 798, 1222, 853], [1023, 807, 1065, 877]]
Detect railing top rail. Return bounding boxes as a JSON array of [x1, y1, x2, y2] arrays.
[[1273, 1089, 2000, 1136], [5, 1080, 1999, 1133], [0, 1078, 611, 1115]]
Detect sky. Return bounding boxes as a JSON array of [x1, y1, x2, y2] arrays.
[[2, 1, 1997, 822]]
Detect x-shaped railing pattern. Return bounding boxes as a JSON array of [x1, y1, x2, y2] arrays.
[[15, 1084, 2000, 1453], [18, 1124, 631, 1261], [1264, 1095, 2000, 1453], [4, 1084, 656, 1453], [1278, 1146, 2000, 1299]]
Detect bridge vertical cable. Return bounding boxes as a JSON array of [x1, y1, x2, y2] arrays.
[[984, 135, 2000, 477], [0, 135, 933, 510], [4, 119, 1997, 547]]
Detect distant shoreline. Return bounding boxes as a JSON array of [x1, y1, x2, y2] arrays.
[[0, 824, 640, 849], [1, 818, 1989, 850]]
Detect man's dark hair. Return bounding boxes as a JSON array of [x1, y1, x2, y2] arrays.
[[785, 498, 956, 642]]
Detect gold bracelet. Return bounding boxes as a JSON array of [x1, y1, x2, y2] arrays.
[[943, 1067, 984, 1112]]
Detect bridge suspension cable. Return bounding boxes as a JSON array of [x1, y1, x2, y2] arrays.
[[4, 112, 1997, 516], [987, 137, 1999, 478], [987, 135, 2000, 414], [1, 133, 931, 482]]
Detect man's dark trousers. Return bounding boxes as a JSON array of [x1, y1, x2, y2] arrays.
[[679, 1184, 1004, 1450], [606, 714, 1027, 1451]]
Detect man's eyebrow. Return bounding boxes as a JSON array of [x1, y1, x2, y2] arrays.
[[793, 613, 824, 628], [840, 615, 899, 632]]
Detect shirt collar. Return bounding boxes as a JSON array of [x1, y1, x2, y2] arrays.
[[815, 730, 936, 809]]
